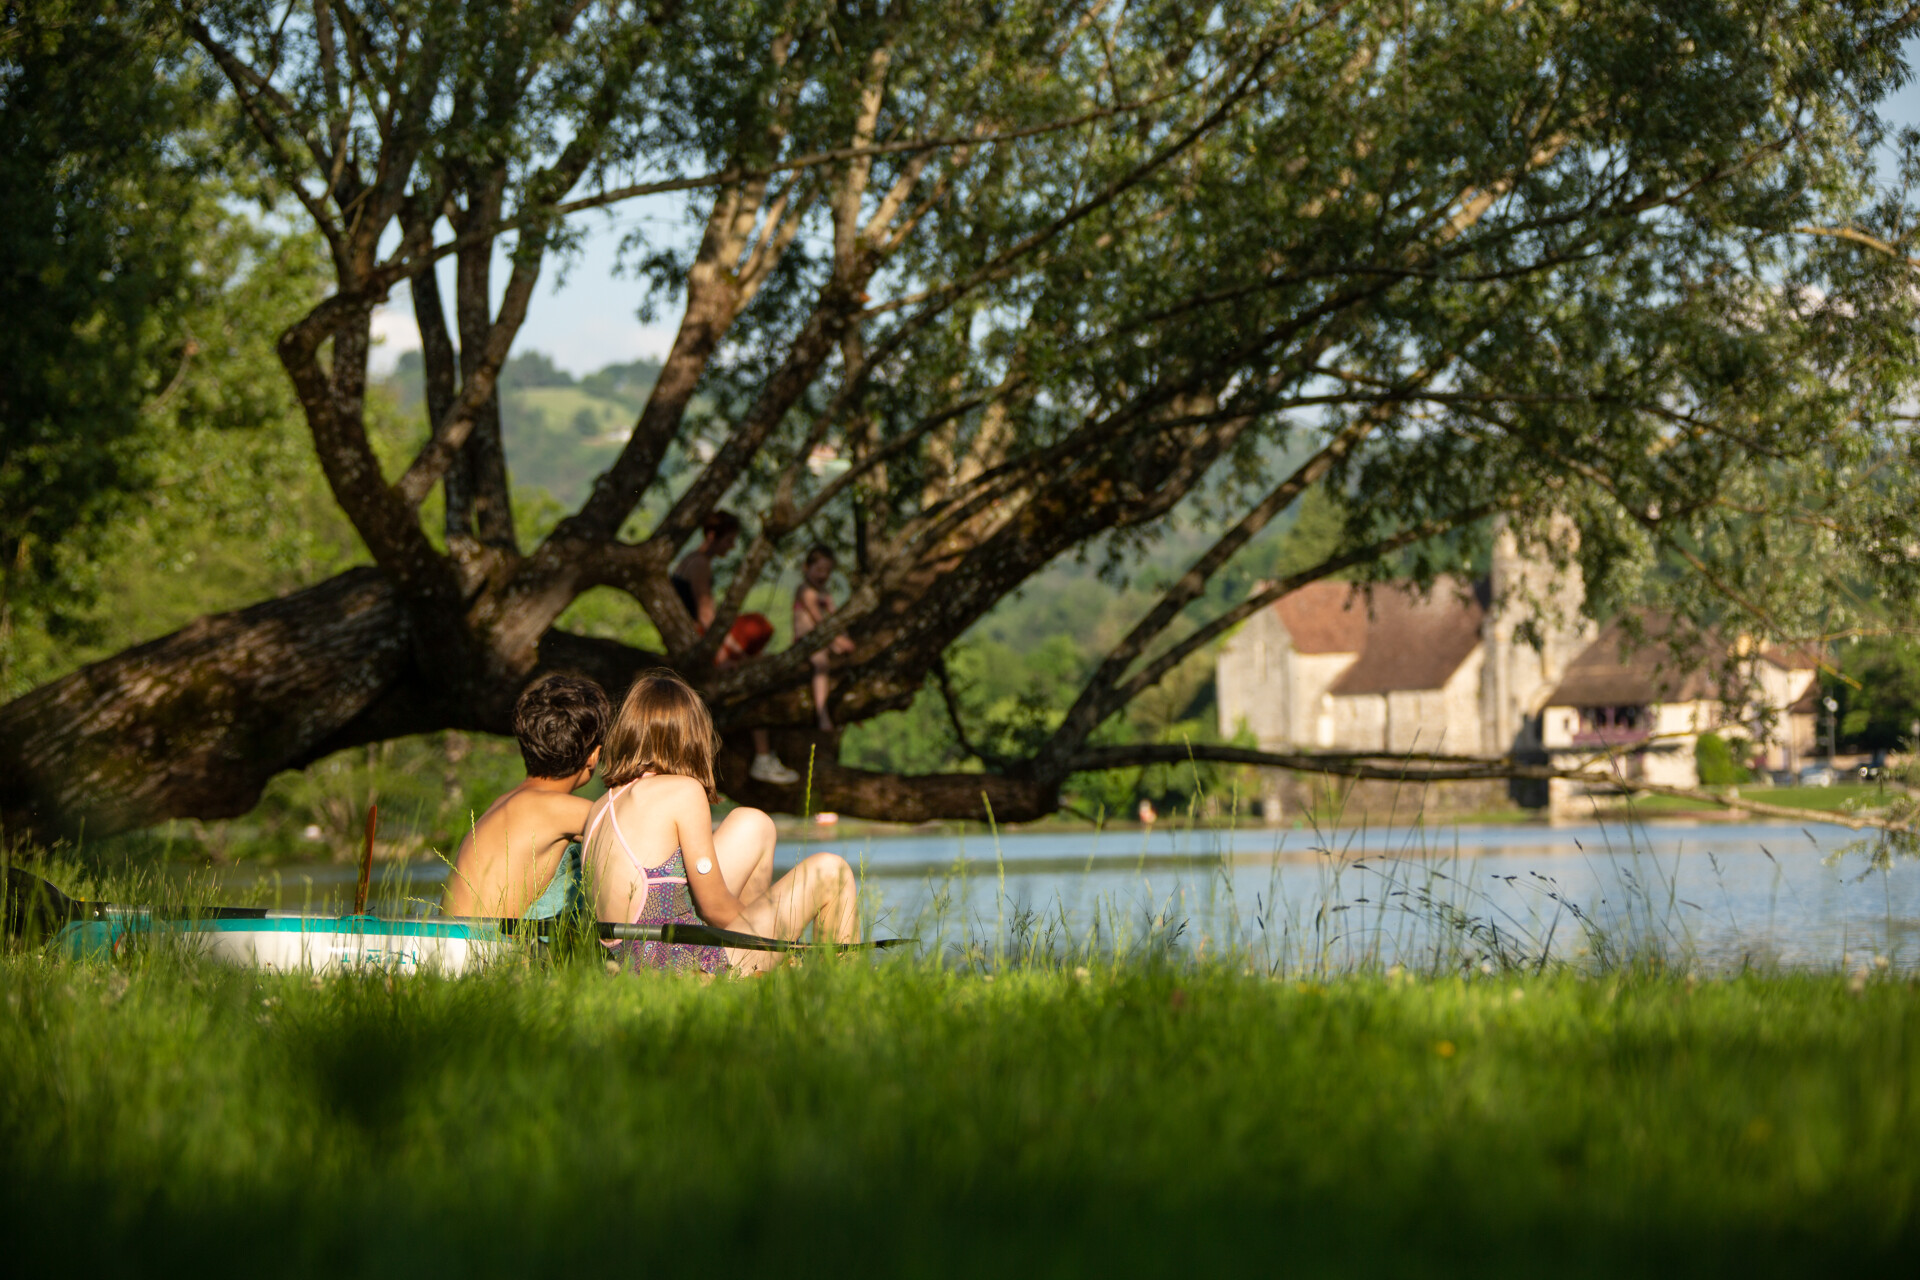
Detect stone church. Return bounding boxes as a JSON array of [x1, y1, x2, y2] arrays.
[[1214, 527, 1821, 818], [1215, 530, 1592, 816]]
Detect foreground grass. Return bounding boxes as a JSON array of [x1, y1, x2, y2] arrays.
[[3, 953, 1917, 1277]]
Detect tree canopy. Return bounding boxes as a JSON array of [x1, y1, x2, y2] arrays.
[[4, 0, 1920, 841], [0, 2, 311, 685]]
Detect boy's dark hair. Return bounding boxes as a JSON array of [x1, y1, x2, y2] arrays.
[[512, 675, 611, 779], [703, 510, 742, 539], [805, 542, 836, 565]]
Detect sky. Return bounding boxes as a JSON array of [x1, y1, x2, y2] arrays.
[[369, 192, 691, 375], [368, 49, 1920, 379]]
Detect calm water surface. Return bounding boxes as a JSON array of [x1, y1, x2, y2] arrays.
[[208, 820, 1920, 972]]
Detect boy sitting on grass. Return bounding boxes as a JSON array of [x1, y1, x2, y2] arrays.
[[443, 674, 610, 920]]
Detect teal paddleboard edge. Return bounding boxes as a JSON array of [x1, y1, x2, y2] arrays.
[[52, 916, 486, 961]]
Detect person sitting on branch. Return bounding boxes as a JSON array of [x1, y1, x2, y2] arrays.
[[793, 543, 858, 733]]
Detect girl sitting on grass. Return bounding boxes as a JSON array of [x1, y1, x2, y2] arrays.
[[581, 670, 859, 976]]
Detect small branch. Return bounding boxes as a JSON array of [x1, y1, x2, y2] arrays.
[[1064, 744, 1917, 836], [549, 85, 1197, 221], [139, 333, 199, 415], [934, 655, 1014, 770], [1793, 223, 1920, 270]]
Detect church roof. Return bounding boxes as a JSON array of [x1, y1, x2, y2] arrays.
[[1788, 681, 1824, 715], [1326, 578, 1489, 695], [1760, 643, 1823, 673], [1545, 612, 1719, 708], [1268, 577, 1489, 693], [1271, 580, 1372, 653]]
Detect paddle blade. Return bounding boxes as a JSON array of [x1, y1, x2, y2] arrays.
[[353, 804, 377, 915], [3, 867, 79, 945]]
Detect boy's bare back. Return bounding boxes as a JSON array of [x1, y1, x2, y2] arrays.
[[444, 783, 593, 919]]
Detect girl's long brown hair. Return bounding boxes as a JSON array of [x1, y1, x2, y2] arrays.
[[601, 671, 718, 799]]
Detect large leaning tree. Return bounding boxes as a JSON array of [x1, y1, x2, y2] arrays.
[[4, 0, 1920, 842]]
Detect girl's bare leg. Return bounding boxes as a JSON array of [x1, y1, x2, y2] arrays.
[[726, 851, 858, 975], [809, 651, 834, 731], [712, 805, 776, 904]]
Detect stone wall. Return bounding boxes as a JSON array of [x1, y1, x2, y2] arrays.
[[1247, 768, 1519, 825]]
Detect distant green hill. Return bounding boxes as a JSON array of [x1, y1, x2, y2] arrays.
[[498, 386, 630, 508], [383, 351, 658, 509]]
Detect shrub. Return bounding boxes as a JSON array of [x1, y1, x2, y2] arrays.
[[1696, 732, 1749, 786]]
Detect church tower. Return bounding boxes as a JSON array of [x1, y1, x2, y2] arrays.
[[1480, 514, 1594, 760]]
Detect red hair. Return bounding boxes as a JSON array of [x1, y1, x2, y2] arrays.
[[726, 613, 774, 656]]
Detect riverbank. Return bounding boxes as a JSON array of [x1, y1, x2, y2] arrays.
[[3, 953, 1917, 1275], [776, 782, 1911, 841]]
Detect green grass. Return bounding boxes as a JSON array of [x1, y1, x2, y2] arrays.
[[1598, 783, 1902, 817], [510, 384, 630, 437], [1746, 783, 1903, 812], [4, 948, 1918, 1276]]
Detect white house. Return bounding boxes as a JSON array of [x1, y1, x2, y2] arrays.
[[1540, 614, 1822, 802]]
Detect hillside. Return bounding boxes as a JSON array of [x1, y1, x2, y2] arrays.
[[382, 351, 656, 509]]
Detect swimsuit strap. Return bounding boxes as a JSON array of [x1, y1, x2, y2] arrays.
[[581, 779, 638, 868]]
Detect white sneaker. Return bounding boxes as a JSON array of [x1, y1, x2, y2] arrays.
[[750, 753, 800, 785]]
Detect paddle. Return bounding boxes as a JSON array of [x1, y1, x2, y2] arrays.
[[1, 866, 912, 954], [353, 803, 376, 915]]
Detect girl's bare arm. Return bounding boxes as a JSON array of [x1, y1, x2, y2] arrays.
[[671, 779, 751, 929]]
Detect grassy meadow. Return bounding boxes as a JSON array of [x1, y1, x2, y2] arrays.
[[4, 936, 1919, 1276]]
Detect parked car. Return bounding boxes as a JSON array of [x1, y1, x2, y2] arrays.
[[1798, 764, 1838, 787], [1859, 750, 1889, 783]]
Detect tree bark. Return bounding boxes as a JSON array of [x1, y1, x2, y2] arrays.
[[0, 569, 409, 842], [0, 570, 672, 846]]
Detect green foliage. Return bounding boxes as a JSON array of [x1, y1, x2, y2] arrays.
[[248, 733, 530, 864], [0, 367, 414, 700], [2, 4, 223, 651], [1830, 637, 1920, 753], [0, 4, 339, 694], [1695, 733, 1751, 787], [3, 958, 1920, 1274]]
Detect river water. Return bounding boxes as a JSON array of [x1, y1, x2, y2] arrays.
[[205, 818, 1920, 973]]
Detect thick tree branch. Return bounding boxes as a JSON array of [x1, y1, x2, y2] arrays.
[[1063, 744, 1917, 836], [1048, 382, 1439, 756]]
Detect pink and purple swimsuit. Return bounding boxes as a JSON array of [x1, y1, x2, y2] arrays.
[[584, 782, 730, 976]]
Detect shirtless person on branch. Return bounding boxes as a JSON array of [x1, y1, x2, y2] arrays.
[[794, 544, 857, 732], [443, 675, 609, 920], [671, 510, 798, 785]]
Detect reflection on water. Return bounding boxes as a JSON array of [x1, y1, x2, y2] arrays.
[[200, 820, 1920, 973]]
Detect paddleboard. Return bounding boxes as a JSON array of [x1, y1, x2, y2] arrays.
[[53, 914, 508, 976]]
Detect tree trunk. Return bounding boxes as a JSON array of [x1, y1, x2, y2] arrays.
[[0, 569, 409, 843], [0, 570, 685, 847]]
